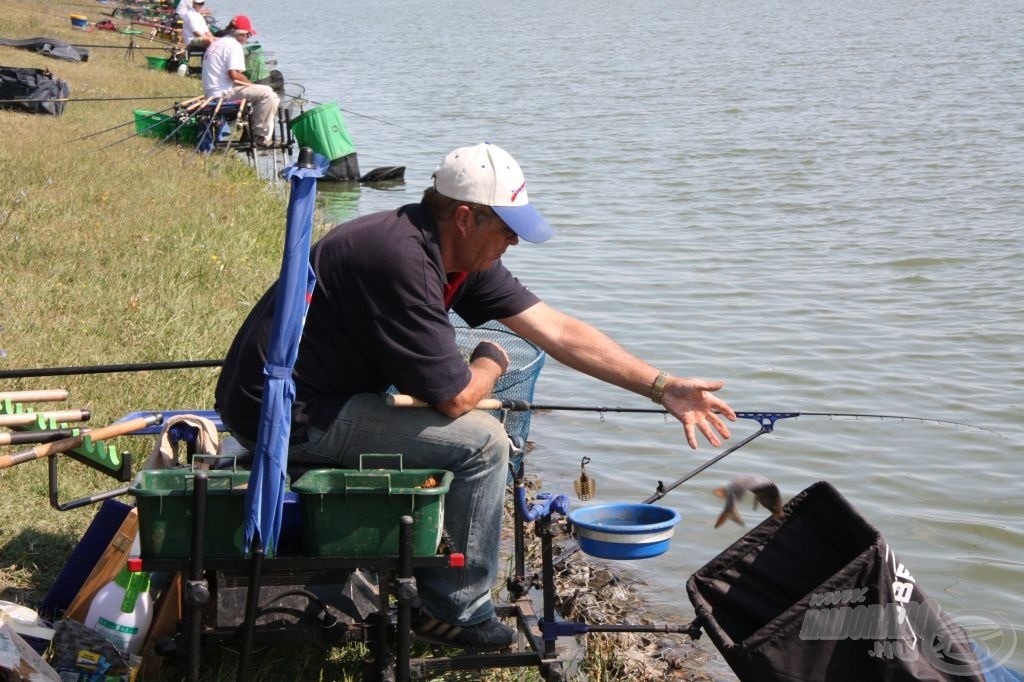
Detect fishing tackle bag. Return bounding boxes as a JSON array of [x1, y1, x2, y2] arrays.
[[687, 481, 1009, 682], [0, 66, 69, 115]]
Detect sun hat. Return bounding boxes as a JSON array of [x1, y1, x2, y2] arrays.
[[230, 15, 257, 35], [432, 142, 554, 243]]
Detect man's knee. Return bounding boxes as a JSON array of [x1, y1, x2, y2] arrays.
[[460, 411, 510, 469]]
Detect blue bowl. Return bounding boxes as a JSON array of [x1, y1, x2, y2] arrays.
[[569, 503, 681, 560]]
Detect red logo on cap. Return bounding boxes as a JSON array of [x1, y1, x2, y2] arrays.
[[510, 181, 526, 203]]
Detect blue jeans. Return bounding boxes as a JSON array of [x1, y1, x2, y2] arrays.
[[288, 393, 510, 626]]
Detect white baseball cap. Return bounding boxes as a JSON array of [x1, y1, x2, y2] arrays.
[[432, 142, 554, 243]]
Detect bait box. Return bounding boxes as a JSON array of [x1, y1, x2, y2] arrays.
[[569, 503, 681, 560], [291, 464, 452, 557], [130, 469, 251, 559], [145, 55, 169, 71]]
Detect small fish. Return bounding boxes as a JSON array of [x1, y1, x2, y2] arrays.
[[713, 474, 784, 528]]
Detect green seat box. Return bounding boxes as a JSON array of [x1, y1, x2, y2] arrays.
[[292, 463, 453, 557], [130, 470, 250, 560]]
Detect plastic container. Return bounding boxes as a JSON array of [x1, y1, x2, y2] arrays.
[[289, 102, 356, 162], [69, 15, 88, 29], [292, 455, 453, 557], [130, 470, 250, 559], [145, 55, 169, 71], [133, 109, 176, 139], [83, 561, 152, 654], [569, 503, 681, 560]]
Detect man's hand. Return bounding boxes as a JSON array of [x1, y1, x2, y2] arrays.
[[662, 378, 736, 449]]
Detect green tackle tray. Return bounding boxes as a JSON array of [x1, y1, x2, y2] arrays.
[[130, 469, 250, 560], [291, 455, 453, 557]]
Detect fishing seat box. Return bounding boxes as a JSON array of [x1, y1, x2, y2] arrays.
[[291, 456, 453, 558], [130, 469, 250, 559], [686, 481, 986, 682]]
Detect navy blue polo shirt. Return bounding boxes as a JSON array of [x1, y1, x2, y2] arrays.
[[215, 202, 540, 444]]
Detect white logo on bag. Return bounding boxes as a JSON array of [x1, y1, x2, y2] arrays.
[[798, 545, 1018, 676]]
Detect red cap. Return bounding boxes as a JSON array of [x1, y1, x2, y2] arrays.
[[230, 14, 257, 36], [127, 557, 144, 572]]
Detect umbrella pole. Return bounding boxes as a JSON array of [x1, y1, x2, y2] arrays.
[[237, 538, 265, 682]]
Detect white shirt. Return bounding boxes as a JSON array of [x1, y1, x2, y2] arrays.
[[201, 35, 246, 97], [175, 0, 192, 18], [182, 9, 210, 44]]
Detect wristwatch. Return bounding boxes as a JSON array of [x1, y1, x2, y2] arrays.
[[650, 371, 670, 405]]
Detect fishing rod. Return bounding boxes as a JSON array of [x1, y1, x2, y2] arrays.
[[68, 43, 171, 52], [99, 95, 211, 151], [0, 95, 201, 106], [385, 394, 1001, 436], [68, 99, 193, 142], [144, 95, 215, 156], [0, 359, 223, 379]]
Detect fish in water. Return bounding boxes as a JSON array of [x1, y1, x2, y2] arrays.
[[713, 474, 784, 528]]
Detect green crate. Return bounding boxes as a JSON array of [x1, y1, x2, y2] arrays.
[[292, 457, 452, 557], [133, 109, 199, 145], [130, 470, 250, 559], [133, 109, 176, 139]]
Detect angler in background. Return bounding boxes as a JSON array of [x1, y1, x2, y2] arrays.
[[176, 0, 211, 18], [216, 142, 736, 650], [181, 0, 214, 48], [200, 15, 279, 147]]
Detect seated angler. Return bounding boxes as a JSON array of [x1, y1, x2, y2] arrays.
[[199, 14, 279, 147], [215, 142, 736, 649], [181, 0, 214, 48]]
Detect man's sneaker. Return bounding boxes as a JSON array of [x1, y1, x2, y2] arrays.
[[413, 612, 516, 650]]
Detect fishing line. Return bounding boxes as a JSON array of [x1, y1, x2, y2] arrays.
[[284, 85, 425, 136]]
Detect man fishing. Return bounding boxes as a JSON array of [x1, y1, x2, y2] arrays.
[[199, 15, 278, 147], [181, 0, 213, 48], [215, 142, 736, 649]]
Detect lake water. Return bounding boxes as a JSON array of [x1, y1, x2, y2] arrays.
[[213, 0, 1023, 673]]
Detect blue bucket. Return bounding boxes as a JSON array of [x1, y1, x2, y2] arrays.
[[569, 503, 681, 560]]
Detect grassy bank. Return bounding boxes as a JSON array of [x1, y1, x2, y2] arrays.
[[0, 0, 335, 676]]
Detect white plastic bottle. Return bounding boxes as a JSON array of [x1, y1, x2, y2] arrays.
[[83, 558, 153, 655]]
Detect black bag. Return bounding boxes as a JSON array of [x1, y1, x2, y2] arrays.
[[687, 481, 988, 682], [0, 66, 70, 115]]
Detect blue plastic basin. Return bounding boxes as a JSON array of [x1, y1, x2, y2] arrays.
[[569, 503, 681, 560]]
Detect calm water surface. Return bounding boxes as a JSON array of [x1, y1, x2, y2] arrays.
[[218, 0, 1023, 672]]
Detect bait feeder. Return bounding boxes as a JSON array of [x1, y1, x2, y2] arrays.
[[569, 502, 681, 560]]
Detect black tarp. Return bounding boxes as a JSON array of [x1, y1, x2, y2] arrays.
[[0, 66, 70, 115], [687, 481, 992, 682], [0, 37, 89, 62]]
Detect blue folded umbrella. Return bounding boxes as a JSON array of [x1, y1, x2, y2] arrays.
[[243, 150, 327, 556]]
